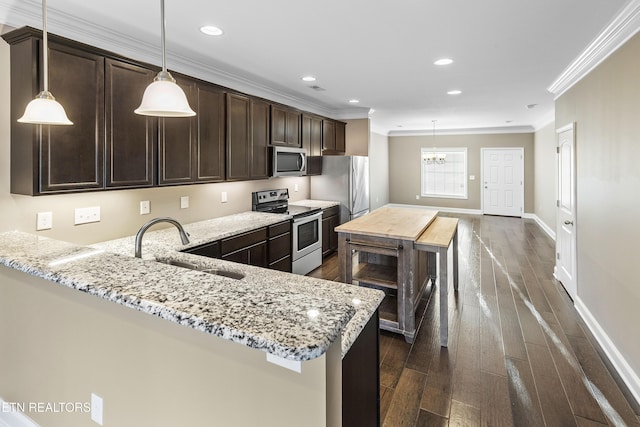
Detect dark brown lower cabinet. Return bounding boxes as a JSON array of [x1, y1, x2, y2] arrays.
[[268, 221, 291, 272], [222, 242, 267, 267], [342, 310, 380, 426], [322, 206, 340, 257]]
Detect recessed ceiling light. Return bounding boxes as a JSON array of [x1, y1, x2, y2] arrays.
[[200, 26, 223, 36], [302, 76, 316, 82], [447, 90, 462, 95], [434, 58, 454, 66], [348, 99, 360, 104]]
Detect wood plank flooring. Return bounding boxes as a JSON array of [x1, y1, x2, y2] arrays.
[[308, 214, 640, 426]]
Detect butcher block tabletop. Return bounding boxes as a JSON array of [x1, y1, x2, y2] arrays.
[[335, 206, 438, 240]]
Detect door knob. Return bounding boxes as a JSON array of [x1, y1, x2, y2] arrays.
[[484, 186, 488, 189], [564, 220, 573, 225]]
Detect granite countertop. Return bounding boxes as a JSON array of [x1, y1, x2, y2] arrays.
[[0, 212, 383, 361], [290, 199, 341, 210]]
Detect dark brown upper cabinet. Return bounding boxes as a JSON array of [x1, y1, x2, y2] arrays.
[[195, 83, 226, 182], [105, 59, 156, 188], [226, 93, 270, 181], [302, 113, 323, 175], [5, 32, 105, 195], [322, 119, 346, 154], [271, 104, 301, 147], [158, 76, 197, 186], [249, 98, 270, 180]]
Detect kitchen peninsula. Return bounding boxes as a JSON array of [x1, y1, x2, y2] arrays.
[[0, 211, 383, 427], [336, 206, 459, 345]]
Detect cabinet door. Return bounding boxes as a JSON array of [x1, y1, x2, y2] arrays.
[[158, 76, 197, 185], [329, 215, 340, 252], [226, 93, 251, 181], [322, 119, 336, 152], [286, 110, 301, 147], [105, 59, 156, 188], [335, 121, 346, 153], [310, 116, 323, 156], [250, 98, 269, 179], [196, 84, 225, 182], [248, 241, 268, 267], [322, 216, 331, 256], [270, 104, 287, 146], [41, 42, 104, 192]]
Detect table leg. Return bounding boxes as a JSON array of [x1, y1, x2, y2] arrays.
[[439, 247, 448, 347], [338, 233, 351, 284], [452, 227, 459, 292]]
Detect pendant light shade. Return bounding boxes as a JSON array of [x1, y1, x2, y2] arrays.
[[135, 0, 195, 117], [18, 0, 73, 126], [18, 91, 73, 125]]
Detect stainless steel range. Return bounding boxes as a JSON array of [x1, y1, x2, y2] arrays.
[[252, 189, 323, 275]]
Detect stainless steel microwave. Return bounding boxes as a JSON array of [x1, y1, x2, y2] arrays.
[[270, 146, 307, 177]]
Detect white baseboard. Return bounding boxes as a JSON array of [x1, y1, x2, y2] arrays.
[[575, 298, 640, 406], [0, 398, 40, 427], [386, 203, 482, 215], [522, 213, 556, 240]]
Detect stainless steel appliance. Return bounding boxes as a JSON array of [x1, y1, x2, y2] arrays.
[[252, 189, 322, 275], [310, 155, 370, 224], [270, 146, 306, 177]]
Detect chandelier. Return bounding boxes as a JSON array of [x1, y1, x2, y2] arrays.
[[423, 120, 446, 164]]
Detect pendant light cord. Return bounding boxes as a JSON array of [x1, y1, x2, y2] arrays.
[[160, 0, 167, 73], [42, 0, 48, 92]]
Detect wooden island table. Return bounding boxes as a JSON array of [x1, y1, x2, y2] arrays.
[[335, 206, 459, 345]]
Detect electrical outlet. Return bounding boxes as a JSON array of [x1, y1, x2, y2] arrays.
[[36, 212, 53, 230], [415, 195, 420, 200], [469, 175, 476, 180], [180, 196, 189, 209], [74, 207, 100, 225], [140, 200, 150, 215], [294, 183, 299, 192], [91, 393, 103, 425], [221, 192, 228, 203]]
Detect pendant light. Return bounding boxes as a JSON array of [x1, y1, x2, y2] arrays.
[[135, 0, 196, 117], [17, 0, 72, 125], [423, 120, 446, 165]]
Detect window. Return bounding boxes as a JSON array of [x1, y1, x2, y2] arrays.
[[421, 147, 468, 199]]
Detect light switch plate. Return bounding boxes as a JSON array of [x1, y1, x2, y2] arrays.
[[140, 201, 150, 215], [294, 183, 299, 192], [221, 192, 228, 203], [36, 212, 53, 230], [469, 175, 476, 180], [180, 196, 189, 209], [75, 207, 100, 225]]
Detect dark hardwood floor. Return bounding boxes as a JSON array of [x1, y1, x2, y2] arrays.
[[308, 214, 640, 427]]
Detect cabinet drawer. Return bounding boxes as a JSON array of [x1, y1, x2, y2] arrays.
[[269, 233, 291, 263], [221, 228, 267, 255], [269, 220, 291, 237], [323, 205, 340, 219], [269, 256, 292, 273]]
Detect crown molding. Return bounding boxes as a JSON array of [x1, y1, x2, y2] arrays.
[[0, 0, 337, 118], [548, 0, 640, 98], [387, 125, 535, 137]]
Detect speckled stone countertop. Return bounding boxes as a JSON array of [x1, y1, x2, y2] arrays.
[[0, 212, 383, 361], [290, 199, 341, 210]]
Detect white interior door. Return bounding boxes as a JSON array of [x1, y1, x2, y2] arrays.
[[482, 148, 524, 216], [555, 124, 577, 300]]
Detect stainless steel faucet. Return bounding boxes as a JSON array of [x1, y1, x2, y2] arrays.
[[134, 217, 190, 258]]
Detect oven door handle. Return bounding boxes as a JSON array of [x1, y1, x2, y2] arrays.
[[293, 211, 322, 223]]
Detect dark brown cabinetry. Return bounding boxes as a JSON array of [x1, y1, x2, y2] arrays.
[[268, 221, 292, 272], [221, 228, 268, 268], [195, 84, 226, 182], [183, 241, 221, 258], [249, 98, 270, 180], [105, 59, 156, 188], [158, 76, 197, 185], [322, 205, 340, 257], [302, 114, 323, 175], [271, 105, 301, 147], [6, 32, 105, 195], [322, 119, 346, 154]]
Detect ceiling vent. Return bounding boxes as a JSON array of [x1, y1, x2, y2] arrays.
[[308, 85, 326, 92]]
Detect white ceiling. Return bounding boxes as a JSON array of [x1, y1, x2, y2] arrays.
[[0, 0, 632, 134]]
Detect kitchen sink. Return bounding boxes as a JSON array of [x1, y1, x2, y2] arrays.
[[157, 259, 245, 280]]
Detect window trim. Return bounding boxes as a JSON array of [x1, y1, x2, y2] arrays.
[[420, 147, 468, 200]]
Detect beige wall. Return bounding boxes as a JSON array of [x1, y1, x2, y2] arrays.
[[369, 132, 389, 210], [0, 36, 310, 245], [388, 133, 535, 212], [344, 118, 369, 156], [534, 121, 557, 232], [555, 33, 640, 384], [0, 266, 340, 427]]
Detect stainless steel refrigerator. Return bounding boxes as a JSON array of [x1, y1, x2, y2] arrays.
[[310, 156, 369, 224]]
